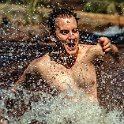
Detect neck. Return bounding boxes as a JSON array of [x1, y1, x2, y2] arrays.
[[49, 48, 78, 68]]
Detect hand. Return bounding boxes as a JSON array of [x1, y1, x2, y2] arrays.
[[98, 37, 112, 53]]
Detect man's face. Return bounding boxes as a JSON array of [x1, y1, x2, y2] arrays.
[[55, 16, 79, 56]]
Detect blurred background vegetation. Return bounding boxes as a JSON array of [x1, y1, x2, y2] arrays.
[[0, 0, 124, 25]]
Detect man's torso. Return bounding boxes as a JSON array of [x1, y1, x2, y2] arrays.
[[33, 45, 97, 100]]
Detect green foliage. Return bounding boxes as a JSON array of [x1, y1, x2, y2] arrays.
[[104, 0, 124, 3], [1, 0, 24, 4], [84, 2, 107, 13], [24, 0, 50, 24], [106, 3, 117, 14], [83, 0, 124, 14], [24, 0, 50, 6], [120, 3, 124, 15]]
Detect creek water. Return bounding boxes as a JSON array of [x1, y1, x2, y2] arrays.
[[0, 26, 124, 124]]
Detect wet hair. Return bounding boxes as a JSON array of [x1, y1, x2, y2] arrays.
[[47, 7, 79, 35]]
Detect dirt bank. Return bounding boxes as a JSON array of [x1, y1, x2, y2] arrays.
[[77, 11, 124, 32]]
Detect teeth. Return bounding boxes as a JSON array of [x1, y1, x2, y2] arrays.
[[68, 42, 75, 47], [64, 40, 76, 47], [70, 39, 73, 43]]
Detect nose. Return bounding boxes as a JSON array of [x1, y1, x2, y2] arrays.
[[68, 32, 75, 39]]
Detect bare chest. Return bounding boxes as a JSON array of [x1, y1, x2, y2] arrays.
[[39, 59, 96, 91], [71, 62, 96, 88]]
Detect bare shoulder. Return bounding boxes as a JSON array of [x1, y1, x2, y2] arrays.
[[13, 54, 50, 85], [80, 43, 104, 54], [79, 44, 92, 49], [78, 44, 93, 55], [26, 53, 50, 73], [79, 43, 104, 62], [31, 53, 49, 65]]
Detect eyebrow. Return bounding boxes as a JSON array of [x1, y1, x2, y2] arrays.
[[60, 28, 78, 31]]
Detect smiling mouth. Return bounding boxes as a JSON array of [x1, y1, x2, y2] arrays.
[[65, 39, 77, 48], [67, 42, 76, 47]]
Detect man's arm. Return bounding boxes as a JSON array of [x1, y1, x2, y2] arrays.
[[98, 37, 119, 61], [99, 37, 118, 53], [85, 37, 118, 62], [11, 62, 37, 92]]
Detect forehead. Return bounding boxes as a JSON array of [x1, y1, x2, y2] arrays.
[[55, 16, 77, 28]]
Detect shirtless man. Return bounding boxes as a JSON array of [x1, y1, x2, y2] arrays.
[[12, 8, 118, 102]]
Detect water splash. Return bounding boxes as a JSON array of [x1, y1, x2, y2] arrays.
[[0, 87, 124, 124]]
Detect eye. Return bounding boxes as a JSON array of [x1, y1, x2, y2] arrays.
[[72, 28, 79, 33], [60, 30, 69, 35]]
